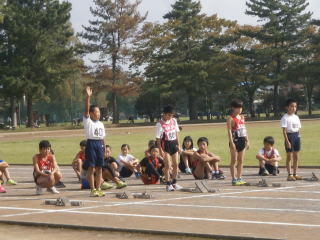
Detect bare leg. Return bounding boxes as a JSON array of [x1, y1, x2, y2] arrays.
[[171, 152, 179, 180], [87, 167, 95, 190], [95, 167, 103, 190], [181, 154, 190, 169], [286, 152, 293, 175], [236, 150, 245, 179], [163, 153, 172, 182], [53, 171, 62, 185], [292, 152, 299, 175], [229, 148, 238, 180], [193, 161, 206, 179], [37, 175, 55, 188]]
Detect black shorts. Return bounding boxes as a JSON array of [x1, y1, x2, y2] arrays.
[[285, 132, 301, 153], [230, 137, 246, 152], [265, 164, 279, 174], [119, 167, 133, 178], [161, 140, 179, 155]]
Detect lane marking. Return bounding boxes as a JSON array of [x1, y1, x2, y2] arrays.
[[221, 196, 320, 201]]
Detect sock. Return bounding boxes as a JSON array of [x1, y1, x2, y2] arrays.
[[215, 170, 220, 174]]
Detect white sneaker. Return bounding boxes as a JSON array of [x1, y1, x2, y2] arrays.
[[173, 183, 183, 190], [166, 184, 175, 192], [47, 186, 60, 194], [36, 185, 43, 195]]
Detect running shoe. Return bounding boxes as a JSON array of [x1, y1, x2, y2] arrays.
[[214, 173, 225, 180], [116, 181, 127, 189], [232, 179, 242, 186], [293, 175, 303, 180], [287, 175, 296, 181], [7, 179, 17, 185], [259, 168, 269, 176], [173, 183, 183, 190], [90, 189, 99, 197], [185, 168, 192, 175], [166, 184, 175, 191], [54, 181, 66, 188], [237, 178, 247, 185], [0, 185, 6, 193], [100, 181, 113, 190], [97, 189, 105, 197], [135, 172, 142, 179], [47, 186, 60, 194], [35, 185, 43, 195]]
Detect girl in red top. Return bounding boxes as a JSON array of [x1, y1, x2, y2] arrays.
[[227, 99, 250, 186], [32, 140, 62, 195], [72, 140, 86, 181]]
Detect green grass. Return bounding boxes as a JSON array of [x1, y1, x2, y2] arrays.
[[0, 120, 318, 166]]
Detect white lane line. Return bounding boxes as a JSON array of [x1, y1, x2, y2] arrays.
[[44, 210, 320, 228], [221, 196, 320, 201], [138, 203, 320, 214], [1, 183, 317, 218], [271, 190, 320, 194]]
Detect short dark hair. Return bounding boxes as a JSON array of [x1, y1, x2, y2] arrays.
[[89, 104, 99, 113], [39, 140, 51, 149], [231, 99, 243, 108], [263, 136, 275, 145], [148, 140, 156, 147], [150, 145, 159, 151], [163, 105, 173, 114], [182, 136, 194, 150], [197, 137, 209, 146], [105, 145, 112, 150], [80, 140, 87, 147], [121, 144, 130, 150], [285, 98, 297, 107]]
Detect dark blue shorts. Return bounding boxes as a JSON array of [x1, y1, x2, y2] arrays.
[[285, 132, 301, 153], [0, 160, 4, 163], [84, 139, 104, 168]]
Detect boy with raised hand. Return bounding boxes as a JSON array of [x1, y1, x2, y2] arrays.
[[83, 86, 106, 197], [156, 105, 182, 191], [281, 99, 302, 181]]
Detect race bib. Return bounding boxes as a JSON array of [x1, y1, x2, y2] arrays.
[[237, 127, 247, 137], [167, 130, 177, 141], [93, 128, 104, 137]]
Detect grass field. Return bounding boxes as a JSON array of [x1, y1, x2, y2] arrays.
[[0, 120, 319, 166]]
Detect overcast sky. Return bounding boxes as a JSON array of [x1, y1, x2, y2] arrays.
[[68, 0, 320, 34]]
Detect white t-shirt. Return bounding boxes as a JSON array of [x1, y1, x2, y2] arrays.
[[258, 148, 280, 159], [83, 116, 106, 140], [117, 153, 135, 170], [155, 118, 180, 140], [182, 147, 197, 152], [280, 113, 301, 133]]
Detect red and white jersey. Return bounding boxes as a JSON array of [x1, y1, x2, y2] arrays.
[[258, 148, 280, 160], [36, 154, 54, 172], [156, 118, 180, 141], [231, 114, 247, 138]]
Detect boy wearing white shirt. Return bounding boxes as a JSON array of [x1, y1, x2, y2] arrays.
[[116, 144, 140, 179], [156, 106, 182, 191], [280, 99, 302, 181], [256, 136, 281, 176], [83, 86, 106, 197]]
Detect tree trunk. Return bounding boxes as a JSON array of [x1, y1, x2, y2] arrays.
[[112, 92, 119, 124], [273, 82, 279, 118], [26, 94, 33, 128], [188, 94, 198, 120], [304, 81, 313, 116], [248, 94, 255, 118], [10, 96, 17, 128]]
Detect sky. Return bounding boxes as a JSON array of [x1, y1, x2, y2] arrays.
[[68, 0, 320, 34]]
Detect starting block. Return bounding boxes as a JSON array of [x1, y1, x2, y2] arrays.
[[272, 183, 282, 187], [44, 198, 83, 207], [181, 181, 218, 193], [257, 179, 269, 187], [116, 191, 133, 199], [304, 172, 319, 182], [133, 191, 152, 199]]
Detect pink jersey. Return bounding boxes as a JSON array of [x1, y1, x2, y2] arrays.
[[231, 114, 247, 138], [159, 119, 178, 141]]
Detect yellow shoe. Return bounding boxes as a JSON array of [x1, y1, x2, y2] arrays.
[[293, 175, 303, 180], [97, 189, 105, 197], [90, 189, 99, 197], [287, 175, 296, 181]]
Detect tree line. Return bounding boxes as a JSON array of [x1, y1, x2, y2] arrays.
[[0, 0, 320, 126]]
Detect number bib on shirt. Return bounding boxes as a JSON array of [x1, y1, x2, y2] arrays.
[[160, 119, 177, 141], [93, 127, 104, 137], [236, 125, 247, 137]]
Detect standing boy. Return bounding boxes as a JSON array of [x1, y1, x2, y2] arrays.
[[280, 99, 302, 181], [83, 86, 106, 197], [227, 99, 250, 186], [156, 106, 182, 191]]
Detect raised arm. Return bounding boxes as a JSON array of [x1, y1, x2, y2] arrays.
[[84, 86, 92, 117]]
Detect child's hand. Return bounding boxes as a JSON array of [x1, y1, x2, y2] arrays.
[[286, 141, 291, 149], [86, 86, 93, 97]]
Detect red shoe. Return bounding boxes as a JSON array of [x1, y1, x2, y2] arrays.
[[0, 185, 6, 193]]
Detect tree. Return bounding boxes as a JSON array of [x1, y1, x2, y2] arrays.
[[245, 0, 312, 117], [80, 0, 146, 124], [0, 0, 75, 127]]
